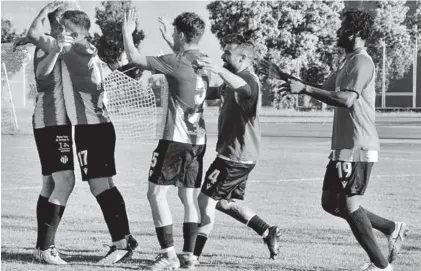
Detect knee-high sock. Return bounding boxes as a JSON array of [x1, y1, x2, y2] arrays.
[[347, 208, 388, 268]]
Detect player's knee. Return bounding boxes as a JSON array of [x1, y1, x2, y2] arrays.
[[216, 199, 232, 211], [177, 188, 198, 206], [147, 188, 166, 204], [88, 177, 111, 196], [321, 196, 341, 217], [52, 170, 75, 194], [41, 175, 54, 197], [198, 192, 209, 208]]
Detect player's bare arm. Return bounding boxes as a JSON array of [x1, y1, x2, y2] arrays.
[[200, 56, 251, 97], [122, 9, 148, 69], [259, 59, 323, 89], [27, 2, 62, 53], [36, 34, 74, 78], [290, 79, 358, 108], [159, 17, 175, 52]]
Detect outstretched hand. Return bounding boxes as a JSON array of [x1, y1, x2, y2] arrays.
[[158, 17, 172, 42], [258, 59, 283, 80], [197, 56, 222, 74], [289, 80, 306, 94], [123, 9, 137, 35]]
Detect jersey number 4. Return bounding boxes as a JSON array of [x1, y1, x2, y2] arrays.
[[206, 169, 220, 190]]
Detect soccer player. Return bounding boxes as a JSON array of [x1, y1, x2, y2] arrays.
[[27, 6, 138, 264], [180, 34, 280, 268], [122, 10, 208, 270], [260, 9, 408, 271], [19, 1, 77, 265]]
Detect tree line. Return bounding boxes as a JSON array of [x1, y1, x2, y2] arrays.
[[2, 1, 420, 108]]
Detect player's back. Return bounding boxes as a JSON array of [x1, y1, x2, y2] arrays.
[[147, 50, 209, 145], [59, 43, 111, 126], [33, 47, 69, 129]]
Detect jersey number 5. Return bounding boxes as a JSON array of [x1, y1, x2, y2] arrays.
[[150, 152, 159, 177], [336, 162, 352, 179]]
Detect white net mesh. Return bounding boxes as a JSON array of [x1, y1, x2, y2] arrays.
[[1, 62, 19, 134], [104, 70, 157, 141]]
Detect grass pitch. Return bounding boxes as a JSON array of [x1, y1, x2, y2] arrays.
[[2, 117, 421, 271]]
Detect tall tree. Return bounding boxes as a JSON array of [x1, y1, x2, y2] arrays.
[[1, 19, 25, 43], [90, 0, 145, 70], [352, 1, 415, 92], [207, 1, 344, 108]]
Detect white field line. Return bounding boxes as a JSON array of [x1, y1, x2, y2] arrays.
[[2, 174, 420, 191]]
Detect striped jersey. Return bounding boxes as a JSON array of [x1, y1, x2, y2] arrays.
[[146, 50, 209, 145], [328, 48, 379, 162], [59, 42, 110, 125], [32, 46, 69, 129]]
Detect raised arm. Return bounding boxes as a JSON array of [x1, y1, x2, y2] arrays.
[[122, 9, 148, 69], [288, 56, 374, 108], [36, 34, 75, 78], [258, 59, 323, 89], [200, 57, 252, 97], [27, 2, 62, 53], [158, 17, 176, 52]]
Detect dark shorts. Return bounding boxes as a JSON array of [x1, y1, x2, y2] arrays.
[[322, 160, 374, 196], [148, 139, 206, 188], [74, 122, 116, 181], [201, 157, 255, 200], [34, 125, 74, 175]]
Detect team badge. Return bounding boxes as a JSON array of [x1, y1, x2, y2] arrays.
[[60, 155, 69, 164]]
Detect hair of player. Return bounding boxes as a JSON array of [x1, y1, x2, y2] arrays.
[[61, 10, 91, 32], [342, 9, 374, 40], [222, 34, 256, 59], [172, 12, 205, 44]]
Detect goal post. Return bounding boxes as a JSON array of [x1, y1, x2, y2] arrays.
[[1, 62, 19, 134], [103, 70, 157, 141]]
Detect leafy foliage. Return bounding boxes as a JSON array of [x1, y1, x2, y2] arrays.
[[362, 1, 415, 92], [207, 1, 344, 108], [1, 19, 25, 43], [89, 1, 145, 64]]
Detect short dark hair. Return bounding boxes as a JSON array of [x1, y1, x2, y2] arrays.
[[172, 12, 205, 44], [342, 9, 374, 40], [61, 10, 91, 32], [222, 34, 256, 58]]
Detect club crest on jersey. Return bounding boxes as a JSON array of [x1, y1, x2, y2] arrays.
[[60, 155, 68, 164]]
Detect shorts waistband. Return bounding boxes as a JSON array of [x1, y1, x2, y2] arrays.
[[217, 154, 255, 165]]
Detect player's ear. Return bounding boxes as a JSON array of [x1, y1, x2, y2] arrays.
[[179, 32, 185, 42]]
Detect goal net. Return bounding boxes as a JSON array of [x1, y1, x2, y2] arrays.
[[104, 70, 157, 141], [1, 62, 19, 134]]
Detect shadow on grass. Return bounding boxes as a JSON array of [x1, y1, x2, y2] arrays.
[[198, 259, 349, 271], [1, 251, 37, 263]]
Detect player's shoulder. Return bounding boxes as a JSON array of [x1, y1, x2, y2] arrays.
[[348, 52, 374, 69], [238, 68, 260, 86]]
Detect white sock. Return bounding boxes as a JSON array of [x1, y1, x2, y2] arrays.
[[262, 229, 269, 238], [161, 246, 176, 258], [113, 238, 128, 250]]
